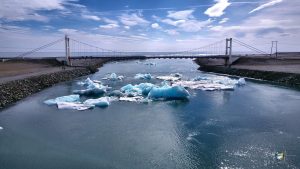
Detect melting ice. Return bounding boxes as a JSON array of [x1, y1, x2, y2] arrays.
[[44, 73, 246, 110]]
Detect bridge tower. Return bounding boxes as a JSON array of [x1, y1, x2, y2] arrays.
[[225, 38, 232, 66], [65, 35, 71, 66]]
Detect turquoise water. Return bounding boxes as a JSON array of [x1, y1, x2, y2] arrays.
[[0, 59, 300, 169]]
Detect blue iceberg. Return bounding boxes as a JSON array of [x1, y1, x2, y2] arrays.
[[121, 83, 156, 96], [44, 95, 80, 105], [148, 85, 190, 100], [134, 73, 152, 80]]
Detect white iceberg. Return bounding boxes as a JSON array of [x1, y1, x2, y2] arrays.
[[73, 79, 109, 96], [44, 95, 80, 105], [148, 85, 190, 100], [83, 97, 111, 107], [77, 77, 101, 86], [134, 73, 152, 80], [119, 96, 145, 102], [102, 73, 124, 81], [0, 126, 3, 130], [173, 75, 246, 91], [156, 74, 181, 81], [57, 102, 94, 111]]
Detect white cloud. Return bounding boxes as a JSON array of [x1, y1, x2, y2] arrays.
[[124, 26, 130, 30], [99, 23, 120, 29], [103, 18, 118, 24], [164, 29, 179, 35], [249, 0, 283, 14], [0, 0, 70, 22], [151, 23, 161, 29], [161, 19, 186, 26], [119, 13, 149, 26], [178, 19, 212, 32], [58, 28, 78, 34], [219, 18, 229, 24], [204, 0, 231, 17], [167, 10, 194, 20], [81, 14, 101, 21]]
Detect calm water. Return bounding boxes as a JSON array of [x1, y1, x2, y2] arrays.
[[0, 59, 300, 169]]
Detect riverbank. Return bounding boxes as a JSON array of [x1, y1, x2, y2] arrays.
[[0, 58, 114, 109], [195, 57, 300, 88]]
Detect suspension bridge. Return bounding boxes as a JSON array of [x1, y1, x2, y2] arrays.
[[1, 35, 271, 66]]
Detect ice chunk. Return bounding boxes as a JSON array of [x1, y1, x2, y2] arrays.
[[102, 73, 124, 81], [73, 80, 109, 96], [119, 96, 145, 102], [0, 126, 3, 130], [181, 75, 246, 90], [77, 78, 101, 86], [148, 85, 190, 100], [237, 78, 246, 85], [156, 74, 181, 81], [121, 83, 156, 96], [57, 102, 94, 111], [44, 95, 80, 105], [134, 73, 152, 80], [83, 97, 111, 107]]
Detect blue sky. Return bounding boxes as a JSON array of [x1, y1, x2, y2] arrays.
[[0, 0, 299, 52]]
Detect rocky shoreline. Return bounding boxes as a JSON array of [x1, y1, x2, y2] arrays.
[[198, 65, 300, 89], [0, 68, 94, 109]]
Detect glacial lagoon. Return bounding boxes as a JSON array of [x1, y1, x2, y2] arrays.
[[0, 59, 300, 169]]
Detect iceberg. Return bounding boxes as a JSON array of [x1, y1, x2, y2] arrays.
[[134, 73, 152, 80], [119, 96, 145, 102], [102, 73, 124, 81], [173, 75, 246, 91], [83, 97, 111, 107], [156, 74, 181, 81], [73, 79, 109, 96], [148, 85, 190, 100], [0, 126, 3, 130], [77, 77, 101, 86], [44, 95, 80, 105], [121, 83, 156, 96], [57, 102, 94, 111]]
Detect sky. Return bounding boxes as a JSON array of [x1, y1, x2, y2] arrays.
[[0, 0, 299, 52]]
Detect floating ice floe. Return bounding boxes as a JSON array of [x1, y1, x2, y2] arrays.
[[73, 78, 109, 96], [156, 73, 181, 81], [57, 102, 94, 111], [134, 73, 152, 80], [0, 126, 3, 130], [83, 97, 112, 107], [148, 85, 190, 100], [44, 95, 80, 105], [173, 75, 246, 91], [102, 73, 124, 81], [77, 77, 101, 86]]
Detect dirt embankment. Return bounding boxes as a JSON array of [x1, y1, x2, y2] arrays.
[[195, 57, 300, 88]]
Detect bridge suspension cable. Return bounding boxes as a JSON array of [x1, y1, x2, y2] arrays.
[[15, 38, 64, 58], [233, 39, 269, 55]]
